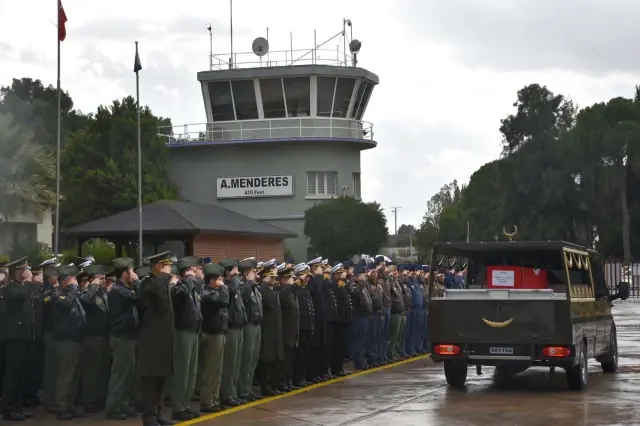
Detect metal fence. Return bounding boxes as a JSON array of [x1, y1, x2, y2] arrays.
[[604, 262, 640, 297]]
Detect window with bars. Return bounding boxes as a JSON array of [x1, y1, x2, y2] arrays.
[[352, 172, 361, 199], [307, 171, 337, 197]]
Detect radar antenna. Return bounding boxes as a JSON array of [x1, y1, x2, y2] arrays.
[[252, 37, 269, 65]]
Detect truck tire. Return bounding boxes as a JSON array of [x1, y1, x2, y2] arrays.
[[444, 360, 468, 388], [601, 327, 618, 373], [566, 341, 588, 391]]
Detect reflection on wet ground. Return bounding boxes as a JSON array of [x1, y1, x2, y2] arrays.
[[27, 302, 640, 425]]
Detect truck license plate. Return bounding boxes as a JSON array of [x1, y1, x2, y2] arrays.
[[489, 347, 514, 355]]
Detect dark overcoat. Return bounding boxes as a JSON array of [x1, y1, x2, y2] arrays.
[[136, 272, 174, 377], [259, 282, 284, 361], [278, 285, 299, 349]]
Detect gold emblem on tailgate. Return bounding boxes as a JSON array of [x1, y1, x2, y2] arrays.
[[482, 318, 514, 328]]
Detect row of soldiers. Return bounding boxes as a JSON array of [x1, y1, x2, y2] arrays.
[[0, 253, 433, 425]]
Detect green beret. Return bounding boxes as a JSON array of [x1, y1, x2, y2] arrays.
[[203, 263, 225, 278], [178, 256, 200, 272], [85, 264, 106, 277], [238, 257, 258, 270], [219, 258, 238, 270], [58, 265, 79, 280]]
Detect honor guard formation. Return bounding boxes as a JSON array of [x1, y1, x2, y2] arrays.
[[0, 253, 466, 425]]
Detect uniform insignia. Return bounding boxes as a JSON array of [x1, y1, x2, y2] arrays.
[[59, 296, 66, 300], [196, 294, 201, 300], [44, 296, 51, 302], [96, 298, 104, 306]]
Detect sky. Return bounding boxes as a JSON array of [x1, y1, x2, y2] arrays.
[[0, 0, 638, 231]]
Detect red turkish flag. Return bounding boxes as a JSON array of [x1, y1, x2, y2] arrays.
[[58, 1, 67, 42]]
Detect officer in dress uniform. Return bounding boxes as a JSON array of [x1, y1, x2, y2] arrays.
[[170, 256, 203, 422], [291, 263, 314, 387], [105, 257, 141, 420], [51, 264, 86, 421], [276, 263, 299, 392], [198, 263, 228, 413], [79, 264, 110, 413], [257, 263, 283, 396], [365, 260, 383, 368], [237, 257, 263, 402], [306, 257, 326, 382], [319, 261, 337, 379], [20, 260, 45, 409], [329, 263, 351, 377], [2, 257, 38, 421], [40, 258, 60, 413], [348, 263, 371, 370], [398, 265, 412, 358], [219, 258, 246, 408], [387, 265, 405, 361]]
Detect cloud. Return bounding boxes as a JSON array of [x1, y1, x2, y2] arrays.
[[397, 0, 640, 75]]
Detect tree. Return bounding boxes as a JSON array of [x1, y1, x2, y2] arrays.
[[304, 196, 388, 261], [60, 96, 179, 228], [0, 113, 56, 219]]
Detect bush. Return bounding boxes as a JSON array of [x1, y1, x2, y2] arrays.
[[60, 239, 115, 265], [8, 242, 55, 267]]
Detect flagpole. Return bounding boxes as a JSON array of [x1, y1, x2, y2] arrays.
[[135, 41, 143, 265], [54, 0, 62, 257]]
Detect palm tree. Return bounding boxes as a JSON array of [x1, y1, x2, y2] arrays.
[[0, 113, 56, 220]]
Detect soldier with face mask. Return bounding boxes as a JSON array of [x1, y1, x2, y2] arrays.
[[291, 264, 314, 387]]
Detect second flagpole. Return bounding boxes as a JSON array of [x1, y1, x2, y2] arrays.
[[135, 41, 143, 265]]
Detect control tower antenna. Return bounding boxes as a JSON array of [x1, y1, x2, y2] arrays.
[[229, 0, 234, 69], [390, 207, 401, 234]]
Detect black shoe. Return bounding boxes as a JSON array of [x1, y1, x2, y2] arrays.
[[3, 412, 26, 421], [57, 411, 74, 421], [186, 408, 202, 418], [85, 404, 100, 413], [19, 410, 34, 419], [123, 406, 139, 417], [171, 410, 193, 421], [200, 405, 218, 413], [221, 399, 241, 407], [142, 415, 160, 426], [238, 394, 254, 402], [155, 415, 175, 425], [105, 411, 128, 420]]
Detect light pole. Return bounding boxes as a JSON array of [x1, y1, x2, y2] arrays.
[[206, 24, 212, 70]]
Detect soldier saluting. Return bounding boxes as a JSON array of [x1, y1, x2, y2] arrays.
[[2, 257, 39, 421], [137, 252, 176, 426]]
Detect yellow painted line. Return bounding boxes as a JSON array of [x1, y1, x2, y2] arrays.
[[178, 353, 431, 425]]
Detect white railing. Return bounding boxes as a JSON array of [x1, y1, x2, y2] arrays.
[[159, 117, 374, 145], [210, 47, 353, 70]]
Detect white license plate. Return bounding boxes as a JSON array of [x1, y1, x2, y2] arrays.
[[489, 347, 514, 355]]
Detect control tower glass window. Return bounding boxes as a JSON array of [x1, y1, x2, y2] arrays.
[[283, 77, 311, 117], [260, 78, 286, 118], [208, 81, 236, 121], [353, 81, 373, 121], [317, 77, 336, 117], [332, 78, 356, 118], [352, 172, 361, 199], [232, 80, 259, 120], [307, 171, 337, 197]]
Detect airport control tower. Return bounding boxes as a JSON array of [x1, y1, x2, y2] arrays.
[[160, 21, 379, 261]]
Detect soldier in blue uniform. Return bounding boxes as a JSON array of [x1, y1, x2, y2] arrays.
[[329, 263, 351, 376], [306, 257, 326, 382], [291, 263, 314, 387]]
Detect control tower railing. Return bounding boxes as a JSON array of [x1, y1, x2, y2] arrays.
[[159, 117, 374, 145], [211, 47, 353, 70]]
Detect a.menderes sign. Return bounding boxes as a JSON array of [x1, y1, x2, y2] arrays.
[[216, 175, 294, 199]]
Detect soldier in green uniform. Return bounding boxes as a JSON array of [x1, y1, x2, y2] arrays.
[[137, 252, 176, 426], [52, 264, 86, 420], [198, 263, 228, 413], [219, 258, 246, 407], [387, 265, 404, 361], [79, 264, 110, 413], [2, 257, 38, 421], [170, 256, 202, 421], [20, 260, 45, 408], [237, 257, 263, 402], [105, 257, 141, 420]]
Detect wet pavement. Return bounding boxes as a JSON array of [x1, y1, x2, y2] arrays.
[[25, 301, 640, 425]]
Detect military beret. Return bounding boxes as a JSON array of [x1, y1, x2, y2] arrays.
[[135, 265, 151, 278], [219, 258, 238, 270], [85, 264, 106, 277], [178, 256, 200, 272], [58, 265, 78, 280], [238, 257, 258, 270], [203, 263, 225, 278], [145, 251, 174, 265], [354, 265, 366, 275], [7, 256, 29, 270]]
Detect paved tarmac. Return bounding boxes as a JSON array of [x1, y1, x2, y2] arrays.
[[25, 301, 640, 425]]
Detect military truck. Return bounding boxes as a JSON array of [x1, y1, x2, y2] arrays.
[[428, 239, 629, 391]]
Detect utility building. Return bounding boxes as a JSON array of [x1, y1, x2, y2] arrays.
[[160, 24, 379, 261]]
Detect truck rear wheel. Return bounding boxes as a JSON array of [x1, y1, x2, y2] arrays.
[[444, 360, 468, 388], [566, 341, 588, 391]]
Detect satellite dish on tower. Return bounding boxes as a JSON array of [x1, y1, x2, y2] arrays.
[[252, 37, 269, 57]]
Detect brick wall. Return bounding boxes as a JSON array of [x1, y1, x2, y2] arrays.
[[193, 234, 285, 262]]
